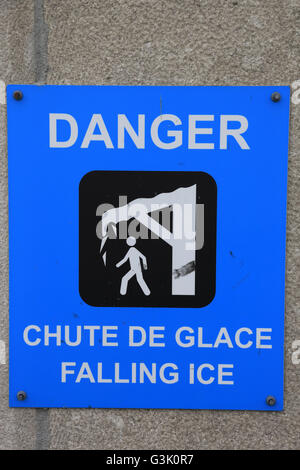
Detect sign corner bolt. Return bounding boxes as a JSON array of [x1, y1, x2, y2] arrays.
[[271, 92, 281, 102], [266, 395, 276, 407], [17, 390, 27, 401], [13, 90, 23, 101]]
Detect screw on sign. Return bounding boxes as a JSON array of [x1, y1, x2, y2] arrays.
[[13, 90, 23, 101], [266, 395, 276, 407], [271, 92, 281, 102], [17, 391, 27, 401]]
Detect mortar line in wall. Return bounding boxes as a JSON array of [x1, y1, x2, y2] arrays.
[[34, 0, 49, 85], [33, 0, 50, 450]]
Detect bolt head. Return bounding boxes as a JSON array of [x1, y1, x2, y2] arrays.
[[266, 395, 276, 406], [271, 92, 281, 102], [13, 90, 23, 101], [17, 391, 27, 401]]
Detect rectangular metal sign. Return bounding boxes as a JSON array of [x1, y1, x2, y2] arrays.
[[7, 85, 290, 409]]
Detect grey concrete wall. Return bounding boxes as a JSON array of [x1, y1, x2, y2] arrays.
[[0, 0, 299, 450]]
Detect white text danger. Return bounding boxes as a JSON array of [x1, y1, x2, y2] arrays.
[[49, 113, 250, 150]]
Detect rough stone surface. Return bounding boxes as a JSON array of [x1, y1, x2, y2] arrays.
[[0, 0, 299, 449], [0, 0, 37, 451]]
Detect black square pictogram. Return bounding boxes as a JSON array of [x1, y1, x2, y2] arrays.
[[79, 171, 217, 308]]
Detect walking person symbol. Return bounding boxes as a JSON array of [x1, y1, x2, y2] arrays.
[[116, 237, 151, 296]]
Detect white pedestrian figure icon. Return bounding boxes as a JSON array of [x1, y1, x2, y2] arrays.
[[116, 237, 151, 296]]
